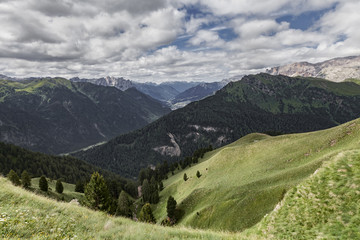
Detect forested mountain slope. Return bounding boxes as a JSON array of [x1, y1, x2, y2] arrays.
[[74, 73, 360, 178], [0, 78, 170, 154]]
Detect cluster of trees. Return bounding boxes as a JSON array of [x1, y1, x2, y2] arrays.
[[7, 169, 64, 194], [7, 169, 31, 189], [0, 141, 138, 199]]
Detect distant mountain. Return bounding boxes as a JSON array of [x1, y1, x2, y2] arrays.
[[71, 76, 133, 91], [132, 82, 180, 103], [0, 78, 170, 154], [266, 55, 360, 82], [171, 81, 228, 109], [159, 81, 201, 93], [73, 73, 360, 178]]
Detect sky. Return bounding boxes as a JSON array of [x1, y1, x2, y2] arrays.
[[0, 0, 359, 83]]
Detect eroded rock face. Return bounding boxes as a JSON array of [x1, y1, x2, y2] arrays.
[[153, 133, 181, 157], [266, 56, 360, 82]]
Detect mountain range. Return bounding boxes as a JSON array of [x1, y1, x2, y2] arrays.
[[0, 77, 170, 154], [70, 76, 201, 104], [73, 73, 360, 178], [266, 55, 360, 82]]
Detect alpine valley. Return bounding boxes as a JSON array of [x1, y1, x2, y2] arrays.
[[74, 73, 360, 178]]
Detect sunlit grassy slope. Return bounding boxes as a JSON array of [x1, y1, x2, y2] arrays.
[[1, 119, 359, 239], [245, 149, 360, 239], [154, 118, 360, 232], [0, 177, 243, 239]]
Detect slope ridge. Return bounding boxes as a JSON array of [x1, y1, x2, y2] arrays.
[[249, 149, 360, 239], [0, 177, 242, 239], [154, 118, 360, 232]]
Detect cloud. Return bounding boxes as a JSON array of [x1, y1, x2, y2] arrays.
[[0, 0, 359, 82]]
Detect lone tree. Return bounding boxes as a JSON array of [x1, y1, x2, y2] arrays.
[[141, 179, 151, 203], [196, 170, 201, 178], [84, 172, 110, 211], [21, 170, 31, 189], [39, 176, 48, 192], [183, 173, 188, 181], [7, 169, 21, 186], [139, 203, 156, 223], [56, 179, 64, 193], [116, 191, 131, 217], [166, 196, 177, 219]]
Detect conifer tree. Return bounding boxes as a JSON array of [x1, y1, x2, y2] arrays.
[[21, 170, 31, 188], [141, 179, 151, 203], [166, 196, 177, 219], [7, 169, 21, 186], [84, 172, 110, 211], [138, 203, 156, 223], [183, 173, 188, 181], [56, 179, 64, 193], [196, 170, 201, 178], [39, 175, 48, 192], [116, 191, 131, 217]]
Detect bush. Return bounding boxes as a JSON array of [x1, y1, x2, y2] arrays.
[[138, 203, 156, 223]]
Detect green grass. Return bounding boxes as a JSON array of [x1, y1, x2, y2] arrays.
[[30, 178, 84, 202], [154, 118, 360, 232], [1, 119, 359, 238], [247, 149, 360, 239], [0, 177, 246, 239]]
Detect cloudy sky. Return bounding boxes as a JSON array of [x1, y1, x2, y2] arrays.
[[0, 0, 359, 82]]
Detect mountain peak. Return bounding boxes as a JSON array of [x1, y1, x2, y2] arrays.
[[266, 55, 360, 82]]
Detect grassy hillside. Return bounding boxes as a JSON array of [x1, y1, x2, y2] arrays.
[[153, 118, 360, 232], [75, 73, 360, 178], [0, 177, 243, 239], [247, 149, 360, 239], [1, 120, 359, 239]]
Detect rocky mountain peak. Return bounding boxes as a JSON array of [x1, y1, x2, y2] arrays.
[[266, 55, 360, 82]]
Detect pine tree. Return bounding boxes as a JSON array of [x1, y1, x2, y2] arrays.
[[138, 203, 156, 223], [84, 172, 110, 211], [21, 170, 31, 188], [39, 175, 48, 192], [166, 196, 177, 219], [75, 181, 84, 193], [183, 173, 188, 181], [196, 170, 201, 178], [141, 179, 150, 203], [7, 169, 21, 186], [116, 191, 131, 217], [56, 179, 64, 193]]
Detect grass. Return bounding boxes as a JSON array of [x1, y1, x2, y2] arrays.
[[154, 118, 360, 232], [0, 177, 246, 239], [30, 178, 84, 202], [1, 119, 359, 238], [247, 149, 360, 239]]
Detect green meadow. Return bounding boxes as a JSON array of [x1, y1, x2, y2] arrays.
[[1, 118, 359, 239]]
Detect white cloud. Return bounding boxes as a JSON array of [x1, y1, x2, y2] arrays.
[[0, 0, 359, 82]]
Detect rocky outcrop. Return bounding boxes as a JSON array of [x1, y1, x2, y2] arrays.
[[266, 56, 360, 82]]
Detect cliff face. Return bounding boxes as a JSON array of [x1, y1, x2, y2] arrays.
[[266, 56, 360, 82]]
